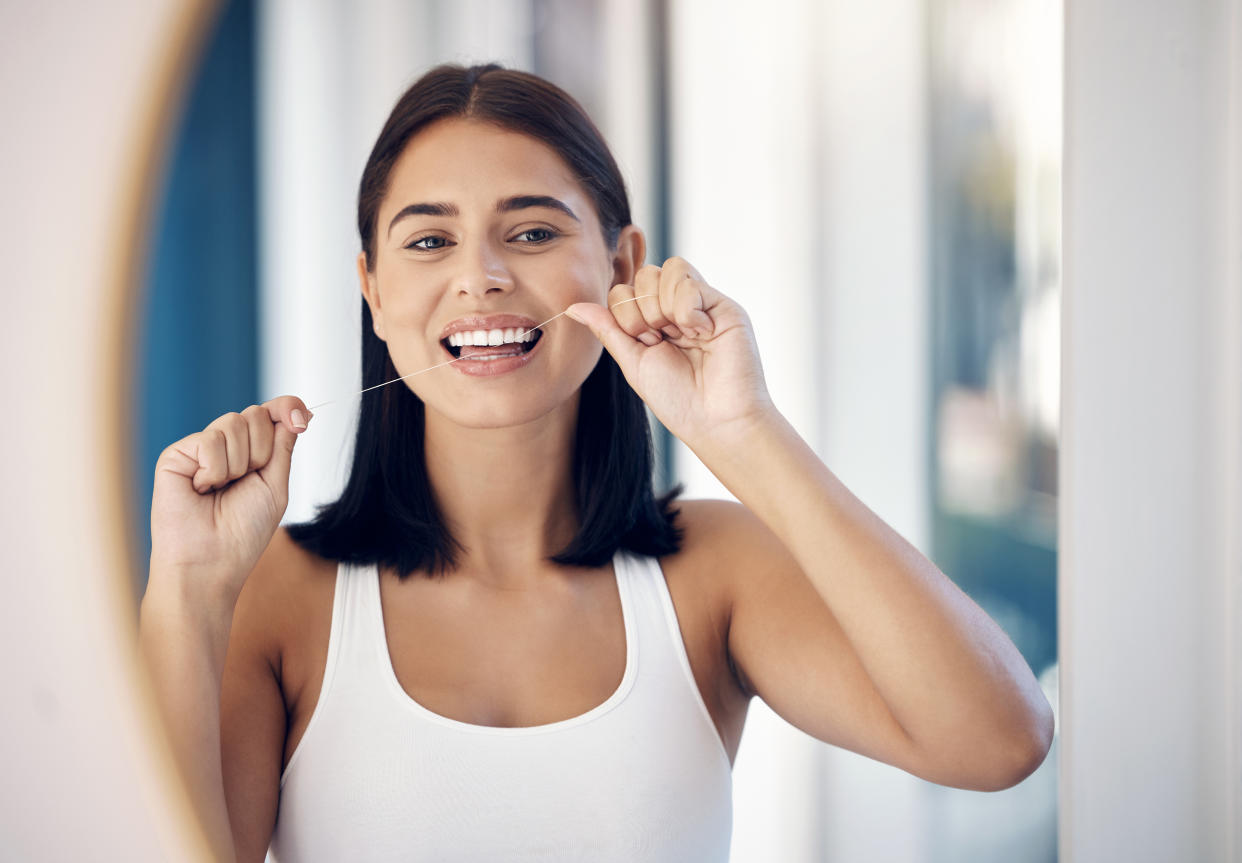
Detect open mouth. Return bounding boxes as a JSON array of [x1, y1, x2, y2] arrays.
[[441, 326, 543, 359]]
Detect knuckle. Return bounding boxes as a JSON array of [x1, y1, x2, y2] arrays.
[[229, 444, 250, 476], [619, 316, 647, 336], [250, 435, 273, 468]]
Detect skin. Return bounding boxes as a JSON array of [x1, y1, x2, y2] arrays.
[[147, 116, 1054, 863]]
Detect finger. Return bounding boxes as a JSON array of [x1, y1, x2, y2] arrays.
[[241, 404, 274, 472], [608, 283, 657, 346], [257, 420, 298, 506], [564, 301, 645, 370], [260, 394, 314, 434], [659, 257, 702, 339], [190, 429, 230, 493], [672, 278, 715, 339], [633, 265, 672, 335], [204, 412, 251, 483], [629, 266, 665, 345]]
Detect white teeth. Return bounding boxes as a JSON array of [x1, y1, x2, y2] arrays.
[[447, 326, 538, 348]]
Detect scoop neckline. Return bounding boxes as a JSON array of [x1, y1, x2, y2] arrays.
[[370, 552, 638, 735]]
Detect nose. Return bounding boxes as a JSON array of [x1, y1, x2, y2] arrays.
[[452, 238, 513, 299]]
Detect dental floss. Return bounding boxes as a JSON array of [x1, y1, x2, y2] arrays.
[[303, 294, 659, 413]]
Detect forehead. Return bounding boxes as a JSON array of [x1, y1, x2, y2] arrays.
[[381, 118, 595, 222]]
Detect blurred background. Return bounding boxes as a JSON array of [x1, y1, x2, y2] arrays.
[[128, 1, 1060, 860], [9, 1, 1240, 861]]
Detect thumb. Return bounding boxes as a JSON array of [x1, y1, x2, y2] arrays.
[[258, 421, 298, 505], [565, 302, 644, 370]]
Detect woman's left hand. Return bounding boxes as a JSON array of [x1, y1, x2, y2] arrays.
[[566, 257, 773, 451]]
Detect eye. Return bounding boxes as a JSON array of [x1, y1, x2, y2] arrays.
[[404, 235, 451, 251], [510, 227, 558, 244]]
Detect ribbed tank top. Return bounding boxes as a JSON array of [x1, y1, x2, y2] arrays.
[[268, 550, 733, 862]]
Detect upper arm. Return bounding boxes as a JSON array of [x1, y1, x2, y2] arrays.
[[695, 500, 925, 776], [220, 530, 294, 863]]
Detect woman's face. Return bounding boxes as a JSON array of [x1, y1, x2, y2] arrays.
[[360, 117, 639, 430]]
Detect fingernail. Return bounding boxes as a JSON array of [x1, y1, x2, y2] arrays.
[[291, 409, 307, 430], [638, 331, 661, 347], [564, 306, 582, 323]]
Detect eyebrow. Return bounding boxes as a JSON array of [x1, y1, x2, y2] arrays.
[[386, 195, 580, 237], [496, 195, 580, 222]]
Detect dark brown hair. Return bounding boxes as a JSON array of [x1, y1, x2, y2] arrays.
[[286, 63, 681, 577]]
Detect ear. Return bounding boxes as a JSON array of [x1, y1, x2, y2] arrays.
[[610, 225, 646, 286], [357, 251, 386, 341]]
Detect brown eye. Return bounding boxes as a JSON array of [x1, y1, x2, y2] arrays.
[[511, 228, 557, 244], [406, 235, 451, 251]]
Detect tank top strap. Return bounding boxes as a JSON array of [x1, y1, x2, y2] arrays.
[[613, 551, 725, 752], [277, 559, 377, 789], [304, 560, 388, 708], [615, 550, 683, 665], [340, 559, 397, 686]]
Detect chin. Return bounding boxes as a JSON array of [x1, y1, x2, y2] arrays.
[[423, 385, 579, 432]]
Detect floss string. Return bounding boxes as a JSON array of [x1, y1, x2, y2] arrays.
[[304, 294, 658, 412]]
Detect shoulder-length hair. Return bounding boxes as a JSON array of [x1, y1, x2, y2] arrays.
[[285, 63, 681, 578]]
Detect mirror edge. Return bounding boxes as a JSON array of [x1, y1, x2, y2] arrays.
[[99, 0, 224, 858]]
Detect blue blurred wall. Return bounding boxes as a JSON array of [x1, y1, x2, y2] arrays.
[[134, 0, 257, 584]]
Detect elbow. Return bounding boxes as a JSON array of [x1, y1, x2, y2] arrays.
[[980, 695, 1056, 792], [930, 692, 1055, 792]]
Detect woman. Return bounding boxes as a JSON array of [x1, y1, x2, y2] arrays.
[[140, 64, 1053, 863]]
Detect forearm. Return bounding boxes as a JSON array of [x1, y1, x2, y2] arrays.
[[693, 410, 1053, 771], [139, 572, 240, 863]]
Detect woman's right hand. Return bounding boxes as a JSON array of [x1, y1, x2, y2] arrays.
[[149, 396, 312, 606]]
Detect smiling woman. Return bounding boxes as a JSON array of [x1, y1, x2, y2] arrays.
[[290, 67, 682, 579], [137, 62, 1052, 863]]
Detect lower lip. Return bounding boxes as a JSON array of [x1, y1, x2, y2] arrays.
[[446, 335, 542, 377]]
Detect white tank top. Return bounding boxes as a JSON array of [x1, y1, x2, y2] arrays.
[[268, 550, 733, 862]]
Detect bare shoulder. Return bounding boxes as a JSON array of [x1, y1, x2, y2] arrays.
[[231, 527, 336, 697], [669, 497, 788, 575], [664, 498, 783, 697], [221, 528, 335, 859], [667, 498, 798, 700]]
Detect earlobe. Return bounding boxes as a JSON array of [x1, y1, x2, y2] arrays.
[[356, 251, 386, 341], [611, 225, 646, 286]]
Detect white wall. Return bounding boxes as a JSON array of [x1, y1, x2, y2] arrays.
[[666, 2, 825, 858], [668, 1, 934, 860], [814, 3, 937, 859], [1061, 0, 1242, 860]]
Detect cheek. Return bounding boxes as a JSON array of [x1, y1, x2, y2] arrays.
[[559, 326, 605, 386], [544, 246, 613, 304], [373, 270, 437, 330]]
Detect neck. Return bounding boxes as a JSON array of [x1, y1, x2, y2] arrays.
[[423, 396, 580, 588]]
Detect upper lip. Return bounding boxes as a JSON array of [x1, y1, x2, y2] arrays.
[[438, 314, 541, 340]]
